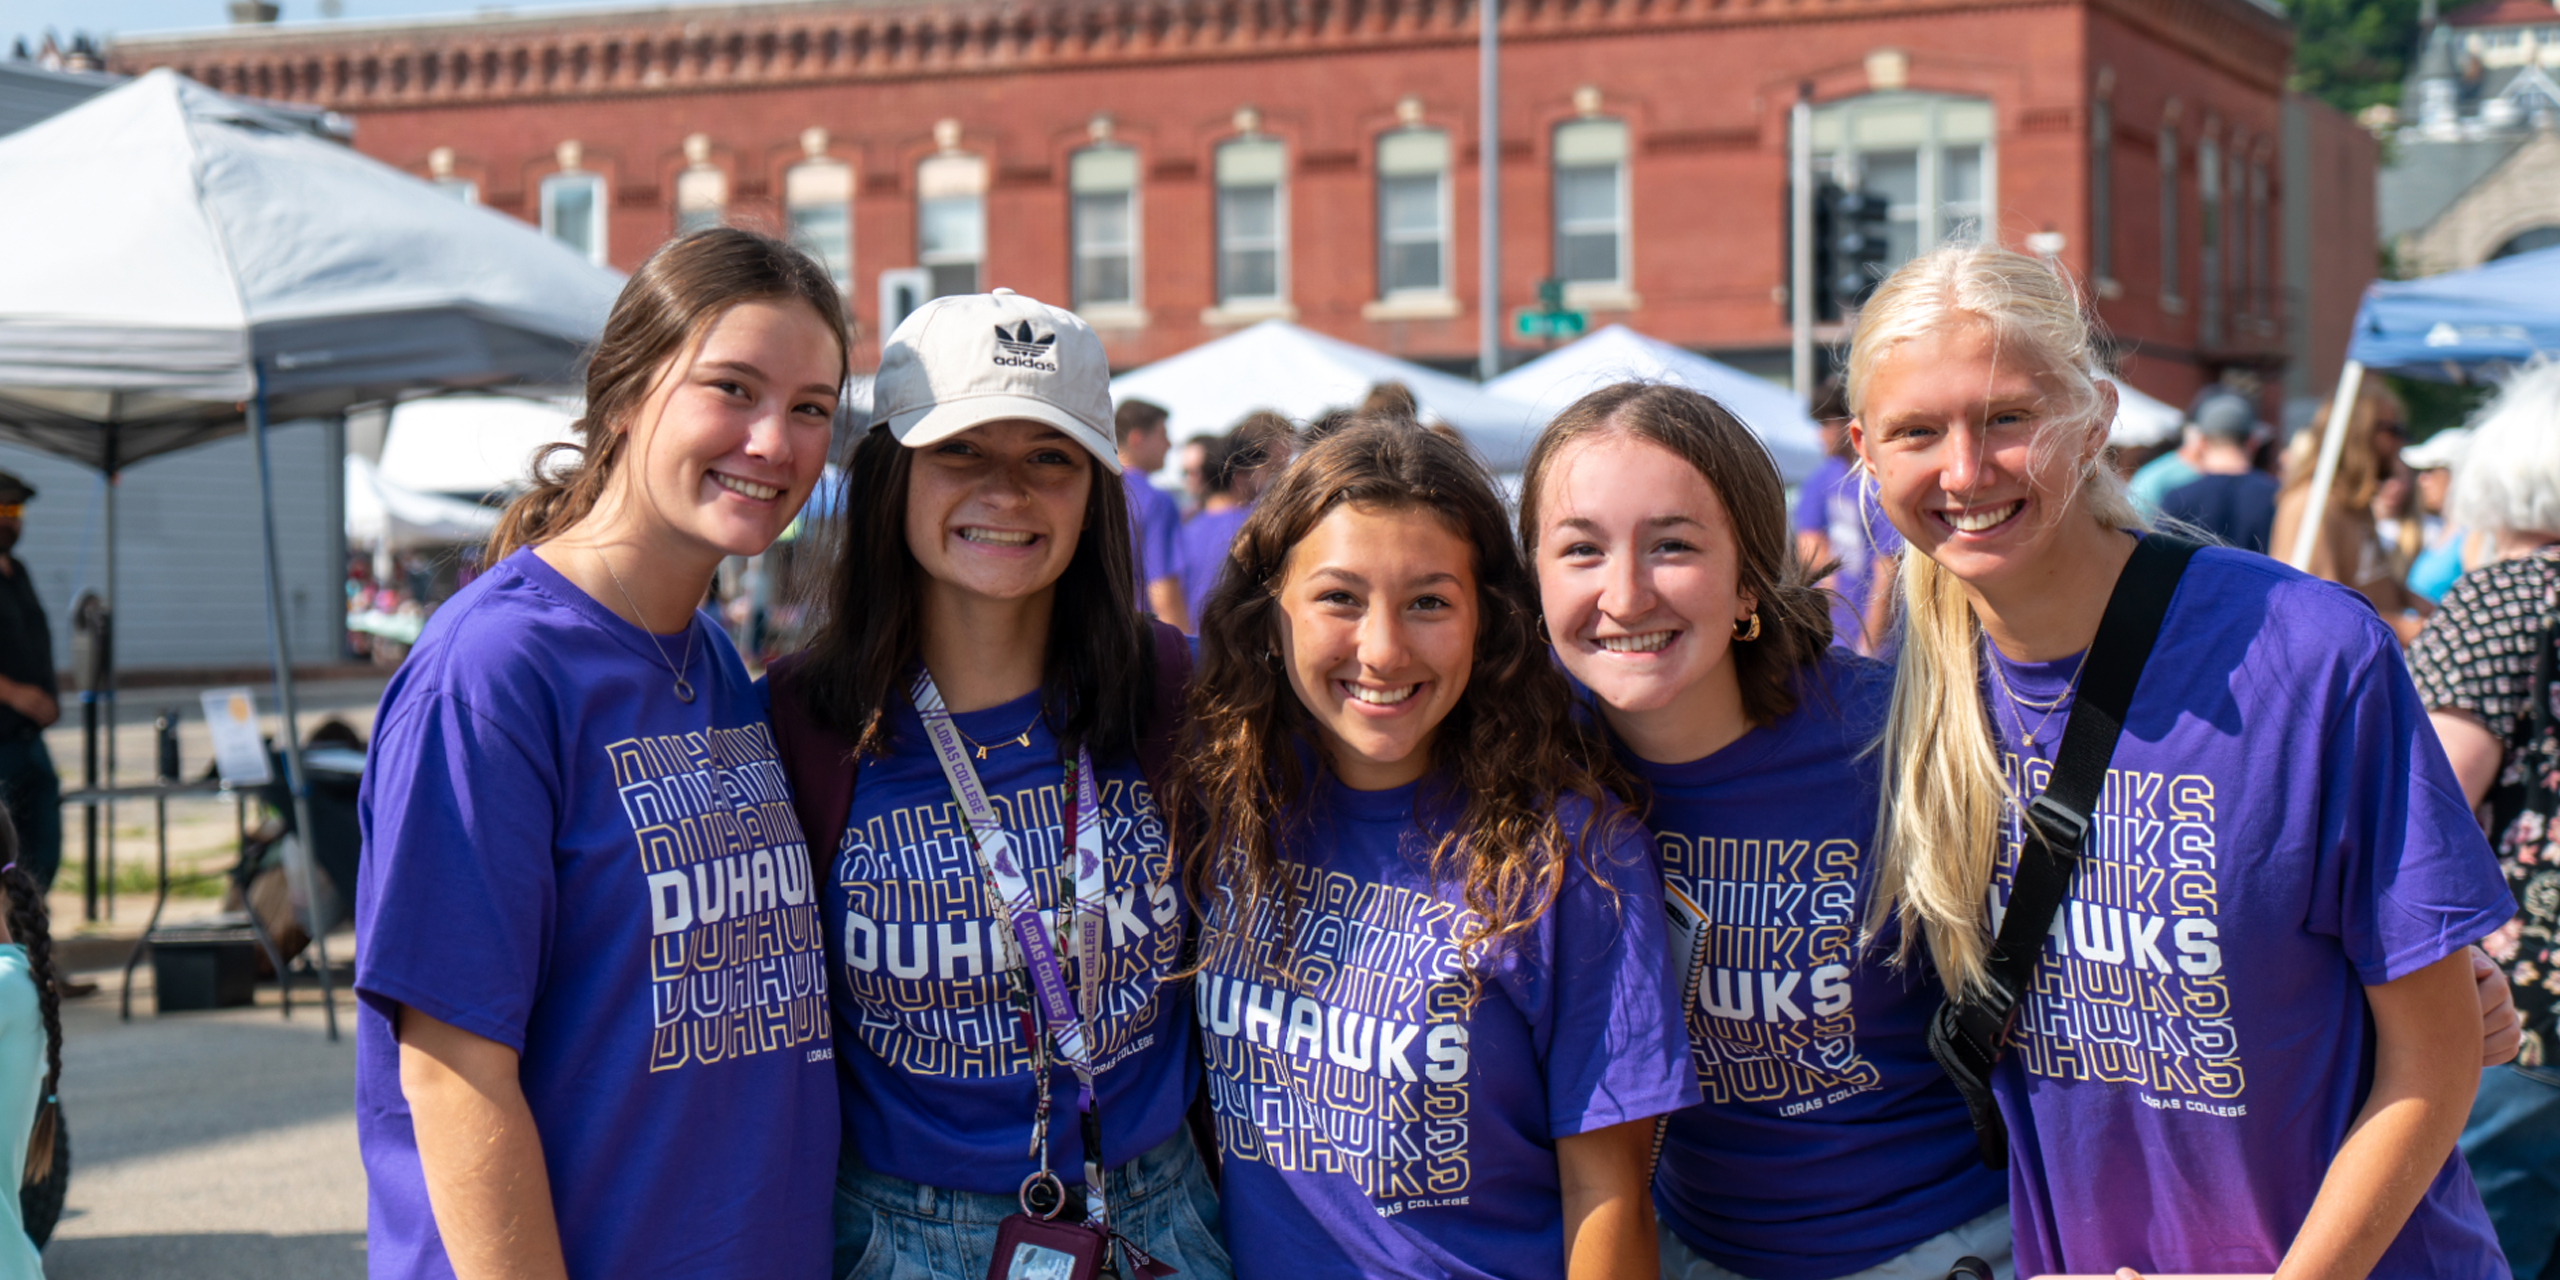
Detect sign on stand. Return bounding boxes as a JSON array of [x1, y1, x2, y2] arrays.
[[201, 686, 272, 787]]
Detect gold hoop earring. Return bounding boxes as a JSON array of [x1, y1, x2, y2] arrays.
[[1733, 612, 1761, 642], [1535, 616, 1552, 645]]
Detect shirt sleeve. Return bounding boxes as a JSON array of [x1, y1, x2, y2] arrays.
[[2409, 560, 2545, 743], [2306, 633, 2517, 987], [1531, 810, 1700, 1137], [355, 689, 561, 1052]]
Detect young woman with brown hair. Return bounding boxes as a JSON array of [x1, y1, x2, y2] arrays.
[[767, 289, 1227, 1280], [1517, 381, 2015, 1280], [1168, 413, 1694, 1280], [355, 228, 847, 1279]]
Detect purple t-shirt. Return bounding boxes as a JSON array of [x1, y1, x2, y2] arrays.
[[1638, 653, 2002, 1280], [1197, 773, 1698, 1280], [355, 548, 836, 1280], [1982, 546, 2512, 1278], [824, 689, 1195, 1193], [1125, 470, 1182, 593], [1791, 458, 1903, 652], [1173, 505, 1252, 631]]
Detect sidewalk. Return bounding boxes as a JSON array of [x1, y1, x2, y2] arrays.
[[45, 937, 365, 1278]]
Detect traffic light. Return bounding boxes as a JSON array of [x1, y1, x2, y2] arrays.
[[1830, 188, 1890, 312], [1810, 181, 1841, 323]]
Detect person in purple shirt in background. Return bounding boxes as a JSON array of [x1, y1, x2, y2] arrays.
[[1792, 376, 1901, 656], [354, 230, 847, 1279], [1117, 397, 1189, 627], [1164, 413, 1697, 1280], [1520, 381, 2014, 1280], [1851, 243, 2515, 1280], [1171, 413, 1290, 632]]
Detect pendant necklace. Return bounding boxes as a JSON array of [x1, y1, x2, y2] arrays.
[[955, 710, 1043, 760], [602, 552, 698, 704], [1986, 643, 2083, 749]]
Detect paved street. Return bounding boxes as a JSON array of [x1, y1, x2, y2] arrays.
[[45, 943, 365, 1278]]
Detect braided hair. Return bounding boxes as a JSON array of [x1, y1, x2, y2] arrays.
[[0, 849, 61, 1186]]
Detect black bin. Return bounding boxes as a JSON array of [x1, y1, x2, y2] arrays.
[[150, 927, 259, 1011]]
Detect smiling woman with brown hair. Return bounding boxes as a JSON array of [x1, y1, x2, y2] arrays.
[[1165, 411, 1694, 1280]]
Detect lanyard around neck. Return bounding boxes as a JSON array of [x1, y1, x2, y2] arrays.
[[908, 670, 1115, 1226]]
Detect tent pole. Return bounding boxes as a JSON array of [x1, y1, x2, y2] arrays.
[[101, 438, 116, 924], [249, 366, 339, 1041], [2285, 360, 2365, 571]]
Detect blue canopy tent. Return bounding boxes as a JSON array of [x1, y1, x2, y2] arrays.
[[2287, 246, 2560, 568]]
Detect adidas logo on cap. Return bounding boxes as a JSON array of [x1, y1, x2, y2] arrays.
[[993, 321, 1059, 370]]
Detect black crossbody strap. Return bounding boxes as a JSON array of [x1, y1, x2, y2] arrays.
[[1931, 533, 2201, 1169]]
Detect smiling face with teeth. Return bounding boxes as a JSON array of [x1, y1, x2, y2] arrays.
[[1850, 320, 2116, 608], [1273, 502, 1479, 792], [905, 416, 1097, 615], [613, 298, 842, 568], [1533, 433, 1756, 765]]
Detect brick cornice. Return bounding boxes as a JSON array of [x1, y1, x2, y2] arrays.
[[109, 0, 2290, 110]]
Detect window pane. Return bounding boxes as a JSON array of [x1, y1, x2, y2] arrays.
[[545, 178, 595, 258], [433, 178, 478, 204], [1382, 174, 1441, 237], [1861, 150, 1921, 267], [1385, 241, 1442, 293], [1070, 146, 1137, 193], [1222, 248, 1278, 300], [1077, 256, 1132, 307], [1554, 119, 1628, 165], [1220, 186, 1277, 242], [928, 262, 978, 299], [1556, 165, 1618, 226], [676, 207, 723, 235], [920, 196, 984, 259], [788, 203, 850, 286], [1559, 231, 1618, 282], [1941, 145, 1983, 241]]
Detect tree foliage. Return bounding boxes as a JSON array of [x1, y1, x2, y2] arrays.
[[2283, 0, 2430, 113]]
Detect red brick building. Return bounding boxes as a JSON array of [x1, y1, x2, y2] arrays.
[[109, 0, 2347, 404]]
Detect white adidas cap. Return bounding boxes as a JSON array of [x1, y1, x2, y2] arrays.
[[870, 288, 1120, 474]]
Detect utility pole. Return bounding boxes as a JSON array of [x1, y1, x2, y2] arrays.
[[1790, 83, 1815, 403], [1478, 0, 1501, 379]]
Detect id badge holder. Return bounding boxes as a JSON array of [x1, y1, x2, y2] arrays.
[[988, 1170, 1107, 1280]]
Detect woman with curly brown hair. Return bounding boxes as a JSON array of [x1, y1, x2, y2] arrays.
[[1165, 413, 1696, 1280]]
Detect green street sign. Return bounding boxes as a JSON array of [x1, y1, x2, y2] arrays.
[[1512, 309, 1587, 340]]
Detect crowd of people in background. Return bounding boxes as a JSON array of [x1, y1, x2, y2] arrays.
[[341, 226, 2559, 1280]]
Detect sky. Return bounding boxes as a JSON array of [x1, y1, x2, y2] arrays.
[[12, 0, 625, 53]]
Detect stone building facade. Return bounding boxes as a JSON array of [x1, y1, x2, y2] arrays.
[[109, 0, 2344, 404]]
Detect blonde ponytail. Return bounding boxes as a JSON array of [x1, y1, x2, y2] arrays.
[[1849, 243, 2144, 999]]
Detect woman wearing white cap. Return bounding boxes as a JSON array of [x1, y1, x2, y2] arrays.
[[768, 289, 1230, 1280]]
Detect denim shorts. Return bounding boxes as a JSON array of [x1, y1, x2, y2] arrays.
[[834, 1129, 1233, 1280], [1660, 1204, 2014, 1280]]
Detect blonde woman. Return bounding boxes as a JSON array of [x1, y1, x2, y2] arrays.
[[2272, 381, 2428, 642], [1849, 243, 2512, 1279]]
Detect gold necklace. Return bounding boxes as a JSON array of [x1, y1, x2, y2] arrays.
[[1986, 647, 2085, 749], [954, 709, 1042, 760]]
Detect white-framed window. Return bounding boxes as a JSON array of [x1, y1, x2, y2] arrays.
[[540, 170, 607, 266], [2159, 125, 2181, 308], [1552, 118, 1628, 285], [1810, 93, 1994, 280], [1215, 137, 1287, 304], [675, 163, 726, 236], [432, 177, 480, 204], [917, 152, 987, 299], [786, 159, 854, 289], [1377, 128, 1450, 297], [1070, 145, 1139, 309]]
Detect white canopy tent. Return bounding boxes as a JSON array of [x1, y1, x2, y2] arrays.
[[0, 69, 620, 1035], [2103, 373, 2186, 448], [1107, 320, 1541, 470], [379, 393, 584, 498], [345, 454, 502, 548], [1483, 325, 1827, 484]]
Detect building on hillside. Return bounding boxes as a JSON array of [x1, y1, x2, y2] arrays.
[[2383, 0, 2560, 277], [108, 0, 2364, 407]]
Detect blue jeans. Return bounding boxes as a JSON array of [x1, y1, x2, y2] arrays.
[[834, 1129, 1232, 1280], [2460, 1064, 2560, 1280], [1660, 1206, 2014, 1280]]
